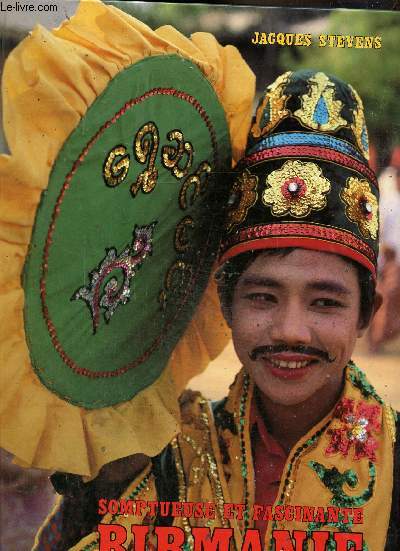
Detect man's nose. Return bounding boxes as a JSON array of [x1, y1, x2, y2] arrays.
[[269, 301, 312, 346]]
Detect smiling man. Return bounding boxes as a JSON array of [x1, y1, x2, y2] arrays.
[[230, 249, 365, 428], [35, 71, 399, 551]]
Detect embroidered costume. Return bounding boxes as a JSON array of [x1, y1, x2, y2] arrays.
[[0, 1, 398, 549], [36, 365, 398, 550], [33, 69, 399, 550]]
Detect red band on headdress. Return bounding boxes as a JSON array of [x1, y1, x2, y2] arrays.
[[220, 223, 377, 279], [240, 145, 378, 189]]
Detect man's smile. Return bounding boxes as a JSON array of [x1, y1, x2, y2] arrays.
[[249, 344, 334, 364], [249, 346, 335, 381], [259, 354, 320, 380]]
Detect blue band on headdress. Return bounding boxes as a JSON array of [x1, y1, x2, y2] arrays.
[[247, 132, 366, 162]]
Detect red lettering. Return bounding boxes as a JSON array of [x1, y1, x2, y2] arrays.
[[172, 502, 183, 517], [204, 502, 216, 519], [340, 508, 352, 523], [223, 503, 245, 520], [148, 501, 158, 516], [234, 504, 245, 520], [334, 532, 363, 550], [272, 530, 307, 551], [194, 502, 205, 517], [155, 526, 185, 551], [108, 499, 119, 515], [192, 527, 233, 551], [223, 503, 234, 519], [311, 531, 329, 551], [182, 502, 195, 517], [262, 506, 273, 521], [352, 508, 364, 524], [252, 505, 263, 521], [314, 507, 326, 523], [136, 500, 147, 516], [301, 506, 315, 522], [284, 506, 294, 521], [119, 500, 134, 515], [326, 507, 339, 523], [131, 525, 149, 551], [241, 529, 262, 551], [159, 502, 171, 517], [98, 524, 127, 551], [274, 505, 285, 521], [294, 506, 302, 522], [98, 499, 108, 516]]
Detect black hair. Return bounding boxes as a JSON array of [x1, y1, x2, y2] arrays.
[[216, 248, 376, 329]]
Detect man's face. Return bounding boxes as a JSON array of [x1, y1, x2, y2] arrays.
[[230, 249, 365, 406]]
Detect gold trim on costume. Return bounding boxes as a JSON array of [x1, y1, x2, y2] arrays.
[[341, 176, 378, 239], [226, 169, 258, 231], [262, 159, 331, 218], [293, 72, 347, 132], [349, 84, 370, 160], [251, 71, 292, 138]]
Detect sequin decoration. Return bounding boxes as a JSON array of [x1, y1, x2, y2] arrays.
[[348, 361, 384, 404], [73, 222, 156, 333], [240, 145, 378, 188], [309, 460, 376, 509], [159, 260, 193, 310], [103, 145, 130, 187], [161, 130, 194, 179], [293, 72, 347, 132], [174, 216, 195, 253], [247, 132, 366, 162], [262, 160, 331, 217], [179, 161, 211, 210], [36, 87, 220, 381], [350, 85, 370, 160], [238, 373, 252, 531], [341, 177, 378, 239], [131, 122, 159, 196], [226, 169, 258, 232], [325, 397, 382, 462], [251, 71, 292, 138]]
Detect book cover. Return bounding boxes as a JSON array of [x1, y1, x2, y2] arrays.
[[0, 1, 399, 549]]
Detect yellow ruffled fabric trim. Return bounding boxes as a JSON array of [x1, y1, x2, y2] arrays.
[[0, 0, 255, 477]]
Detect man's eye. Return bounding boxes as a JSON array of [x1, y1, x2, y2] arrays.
[[245, 293, 276, 303], [313, 298, 343, 308]]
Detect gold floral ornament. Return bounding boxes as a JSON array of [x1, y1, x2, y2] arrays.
[[350, 85, 370, 160], [294, 72, 347, 132], [341, 177, 378, 239], [226, 169, 258, 231], [262, 160, 331, 218], [251, 71, 292, 138]]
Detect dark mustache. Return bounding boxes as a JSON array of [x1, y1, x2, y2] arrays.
[[249, 344, 336, 363]]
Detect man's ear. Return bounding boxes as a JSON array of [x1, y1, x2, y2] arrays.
[[357, 291, 383, 337]]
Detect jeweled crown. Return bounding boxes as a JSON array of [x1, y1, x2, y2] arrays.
[[220, 70, 378, 277]]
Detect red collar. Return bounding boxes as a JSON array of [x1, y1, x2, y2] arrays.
[[250, 397, 287, 459]]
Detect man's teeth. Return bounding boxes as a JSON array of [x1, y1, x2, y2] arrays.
[[269, 358, 313, 369]]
